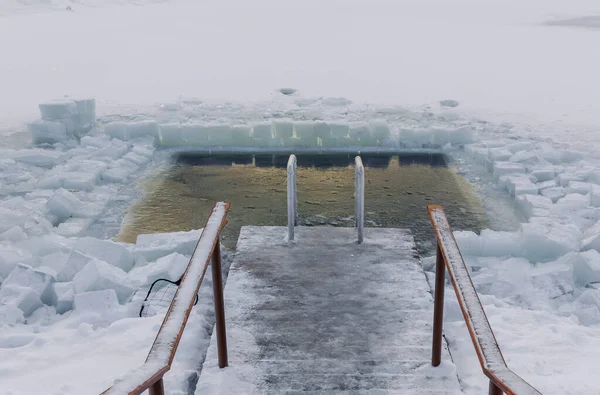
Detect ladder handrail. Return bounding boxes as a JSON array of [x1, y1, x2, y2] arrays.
[[102, 202, 230, 395], [286, 154, 365, 243], [354, 156, 364, 244], [287, 154, 297, 241], [428, 205, 541, 395]]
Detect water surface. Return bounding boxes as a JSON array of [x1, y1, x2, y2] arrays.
[[117, 153, 487, 254]]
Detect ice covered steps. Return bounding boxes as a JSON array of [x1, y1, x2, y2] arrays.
[[196, 226, 462, 394]]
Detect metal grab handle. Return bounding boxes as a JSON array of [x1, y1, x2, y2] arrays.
[[287, 154, 364, 244], [287, 154, 297, 241], [355, 156, 364, 243]]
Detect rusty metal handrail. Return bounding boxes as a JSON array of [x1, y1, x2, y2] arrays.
[[428, 205, 541, 395], [103, 202, 231, 395]]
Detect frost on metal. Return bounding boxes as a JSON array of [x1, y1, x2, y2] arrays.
[[429, 206, 541, 395], [103, 362, 166, 394], [354, 156, 364, 244], [104, 202, 229, 395], [287, 154, 297, 241]]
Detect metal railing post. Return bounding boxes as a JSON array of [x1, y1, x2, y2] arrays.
[[149, 379, 164, 395], [354, 156, 364, 244], [287, 154, 297, 241], [489, 381, 503, 395], [432, 244, 445, 366], [211, 239, 228, 368]]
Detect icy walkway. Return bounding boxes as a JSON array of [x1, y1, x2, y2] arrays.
[[197, 226, 462, 394]]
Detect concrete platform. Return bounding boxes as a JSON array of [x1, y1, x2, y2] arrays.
[[196, 226, 463, 394]]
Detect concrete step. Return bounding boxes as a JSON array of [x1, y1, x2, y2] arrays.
[[196, 227, 462, 394]]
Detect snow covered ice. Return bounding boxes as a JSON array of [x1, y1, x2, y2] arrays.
[[1, 0, 600, 394]]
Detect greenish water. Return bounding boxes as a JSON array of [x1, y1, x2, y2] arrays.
[[117, 153, 487, 254]]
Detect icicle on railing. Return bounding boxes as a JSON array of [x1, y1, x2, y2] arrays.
[[355, 156, 364, 244]]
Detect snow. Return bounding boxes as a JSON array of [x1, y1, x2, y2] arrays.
[[0, 0, 599, 393], [0, 213, 227, 394], [0, 311, 163, 395], [443, 294, 600, 395], [105, 202, 228, 394], [145, 203, 227, 363], [430, 208, 541, 393], [3, 0, 600, 140], [432, 209, 507, 364]]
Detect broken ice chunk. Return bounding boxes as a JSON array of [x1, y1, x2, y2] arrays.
[[72, 260, 134, 303], [582, 220, 600, 253], [591, 184, 600, 208], [2, 263, 55, 305], [50, 282, 75, 314], [493, 162, 525, 181], [569, 250, 600, 287], [516, 194, 553, 219], [0, 226, 27, 243], [519, 222, 581, 262], [105, 122, 129, 140], [73, 289, 120, 312], [567, 181, 591, 195], [488, 148, 512, 162], [498, 174, 538, 196], [128, 252, 189, 285], [73, 237, 133, 272], [133, 229, 202, 265], [62, 172, 97, 191], [541, 186, 566, 203], [127, 120, 159, 139], [0, 285, 43, 316], [12, 149, 62, 168], [28, 120, 69, 144], [506, 141, 534, 153], [45, 188, 84, 222], [531, 168, 555, 183]]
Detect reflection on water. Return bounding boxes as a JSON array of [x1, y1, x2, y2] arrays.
[[117, 153, 487, 254]]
